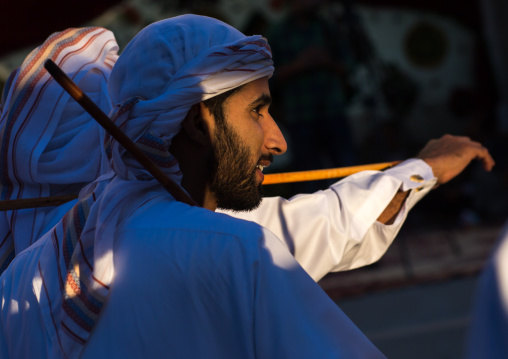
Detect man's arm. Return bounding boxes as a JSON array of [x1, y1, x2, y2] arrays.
[[377, 134, 495, 225], [222, 135, 495, 280], [220, 159, 434, 280]]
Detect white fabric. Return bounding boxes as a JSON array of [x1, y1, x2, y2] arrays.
[[0, 158, 436, 358], [31, 15, 277, 359], [0, 14, 439, 358], [39, 158, 436, 283], [466, 221, 508, 358], [106, 14, 273, 182], [222, 159, 436, 281], [0, 27, 117, 272], [0, 184, 386, 358]]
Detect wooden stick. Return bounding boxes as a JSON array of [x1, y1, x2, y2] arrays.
[[43, 59, 197, 207], [263, 161, 401, 185], [0, 161, 401, 210], [0, 194, 78, 211]]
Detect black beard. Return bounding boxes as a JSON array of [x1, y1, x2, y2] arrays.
[[209, 120, 271, 212]]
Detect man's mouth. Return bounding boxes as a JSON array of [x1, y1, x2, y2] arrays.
[[255, 163, 268, 183], [255, 154, 273, 180]]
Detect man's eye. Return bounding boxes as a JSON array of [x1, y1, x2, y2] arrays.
[[252, 106, 264, 116]]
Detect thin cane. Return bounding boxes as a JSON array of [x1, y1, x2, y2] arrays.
[[0, 162, 400, 210], [42, 59, 197, 207]]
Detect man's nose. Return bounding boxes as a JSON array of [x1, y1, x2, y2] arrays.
[[263, 115, 287, 155]]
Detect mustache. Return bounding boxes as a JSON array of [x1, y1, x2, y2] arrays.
[[257, 153, 273, 164]]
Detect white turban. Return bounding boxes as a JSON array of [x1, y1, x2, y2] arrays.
[[35, 15, 274, 359], [104, 14, 274, 182]]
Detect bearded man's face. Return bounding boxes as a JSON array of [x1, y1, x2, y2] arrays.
[[207, 78, 286, 211], [210, 118, 273, 211]]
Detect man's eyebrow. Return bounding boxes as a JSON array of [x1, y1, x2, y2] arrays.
[[249, 94, 272, 107]]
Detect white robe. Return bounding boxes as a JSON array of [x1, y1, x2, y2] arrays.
[[38, 159, 434, 282], [0, 159, 435, 358], [221, 159, 435, 280], [0, 15, 438, 357]]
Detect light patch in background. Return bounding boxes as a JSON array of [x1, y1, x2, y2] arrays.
[[358, 7, 474, 102], [349, 6, 475, 143]]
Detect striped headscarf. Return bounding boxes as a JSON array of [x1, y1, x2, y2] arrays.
[[0, 27, 118, 274], [35, 15, 274, 358]]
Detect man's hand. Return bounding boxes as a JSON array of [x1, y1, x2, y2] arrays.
[[417, 134, 495, 185], [377, 134, 495, 225]]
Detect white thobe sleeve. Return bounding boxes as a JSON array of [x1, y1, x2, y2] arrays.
[[220, 159, 436, 281]]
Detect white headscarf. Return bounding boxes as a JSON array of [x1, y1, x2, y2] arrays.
[[105, 14, 273, 181], [0, 27, 118, 273], [35, 15, 274, 358]]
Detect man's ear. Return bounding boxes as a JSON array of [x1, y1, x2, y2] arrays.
[[181, 103, 212, 145]]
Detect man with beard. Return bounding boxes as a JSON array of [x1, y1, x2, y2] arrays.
[[0, 15, 494, 359], [202, 88, 270, 211]]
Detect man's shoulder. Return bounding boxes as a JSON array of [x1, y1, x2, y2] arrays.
[[114, 201, 270, 279], [121, 199, 264, 241]]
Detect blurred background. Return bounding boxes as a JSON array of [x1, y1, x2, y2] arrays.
[[1, 0, 507, 357]]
